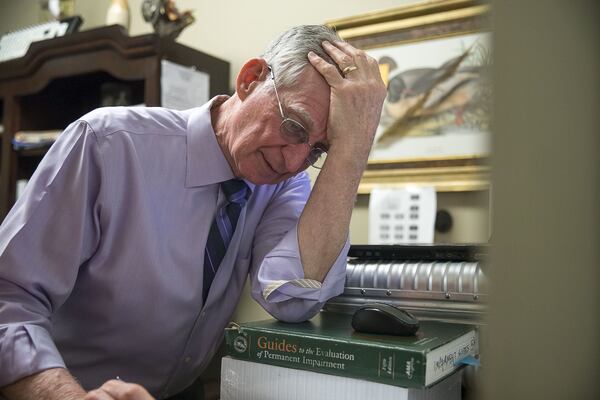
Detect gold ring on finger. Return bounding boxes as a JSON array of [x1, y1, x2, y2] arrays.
[[342, 65, 358, 76]]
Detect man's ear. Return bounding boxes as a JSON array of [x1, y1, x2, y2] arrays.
[[236, 58, 270, 101]]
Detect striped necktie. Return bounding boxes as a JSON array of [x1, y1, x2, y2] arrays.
[[203, 179, 250, 303]]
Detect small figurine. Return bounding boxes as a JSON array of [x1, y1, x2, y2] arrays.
[[141, 0, 195, 40]]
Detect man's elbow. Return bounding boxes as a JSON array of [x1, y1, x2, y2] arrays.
[[266, 300, 323, 323]]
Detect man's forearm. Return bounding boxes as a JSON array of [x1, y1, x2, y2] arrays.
[[1, 367, 86, 400], [300, 40, 386, 281], [298, 148, 368, 282]]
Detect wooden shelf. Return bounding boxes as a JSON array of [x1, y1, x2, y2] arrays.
[[15, 146, 53, 158]]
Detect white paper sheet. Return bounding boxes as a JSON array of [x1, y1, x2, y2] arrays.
[[161, 60, 209, 110], [369, 186, 437, 244], [220, 357, 461, 400]]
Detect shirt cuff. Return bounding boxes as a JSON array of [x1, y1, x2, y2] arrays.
[[0, 324, 66, 387], [257, 226, 349, 303], [262, 278, 323, 299]]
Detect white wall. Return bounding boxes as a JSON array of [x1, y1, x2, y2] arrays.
[[134, 0, 417, 91]]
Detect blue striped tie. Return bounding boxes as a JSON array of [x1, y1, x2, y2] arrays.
[[203, 179, 250, 303]]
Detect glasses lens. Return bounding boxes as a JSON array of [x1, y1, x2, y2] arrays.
[[308, 147, 327, 169], [280, 118, 307, 144]]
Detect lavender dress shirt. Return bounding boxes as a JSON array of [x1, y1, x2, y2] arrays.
[[0, 97, 348, 398]]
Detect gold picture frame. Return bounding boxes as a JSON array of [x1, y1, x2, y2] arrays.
[[327, 0, 491, 194]]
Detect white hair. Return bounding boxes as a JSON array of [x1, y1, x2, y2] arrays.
[[262, 25, 342, 89]]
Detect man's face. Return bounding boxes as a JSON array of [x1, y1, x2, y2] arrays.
[[226, 65, 330, 184]]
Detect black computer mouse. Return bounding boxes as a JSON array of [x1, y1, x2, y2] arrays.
[[351, 303, 420, 336]]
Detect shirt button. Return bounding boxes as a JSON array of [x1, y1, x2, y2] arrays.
[[184, 356, 191, 363], [200, 311, 206, 318]]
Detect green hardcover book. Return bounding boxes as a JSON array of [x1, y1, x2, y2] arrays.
[[224, 312, 478, 389]]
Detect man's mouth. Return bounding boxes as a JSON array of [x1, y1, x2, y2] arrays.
[[261, 152, 281, 175]]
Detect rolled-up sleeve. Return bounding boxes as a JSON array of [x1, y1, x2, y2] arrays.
[[248, 172, 348, 323], [0, 120, 103, 387]]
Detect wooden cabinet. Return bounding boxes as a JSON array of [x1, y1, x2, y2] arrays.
[[0, 25, 229, 219]]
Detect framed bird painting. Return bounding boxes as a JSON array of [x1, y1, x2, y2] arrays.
[[327, 0, 492, 194]]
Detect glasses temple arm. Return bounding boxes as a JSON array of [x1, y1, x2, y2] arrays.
[[268, 67, 286, 119]]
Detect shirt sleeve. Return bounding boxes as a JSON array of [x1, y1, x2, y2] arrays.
[[0, 120, 103, 387], [248, 172, 349, 323]]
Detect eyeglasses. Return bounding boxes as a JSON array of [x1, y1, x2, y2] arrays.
[[268, 65, 327, 169]]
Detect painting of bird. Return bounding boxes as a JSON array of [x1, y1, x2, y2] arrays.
[[374, 39, 492, 146]]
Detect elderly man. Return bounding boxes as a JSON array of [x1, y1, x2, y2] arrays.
[[0, 25, 386, 400]]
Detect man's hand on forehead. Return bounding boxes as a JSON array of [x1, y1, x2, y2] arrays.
[[307, 40, 386, 160]]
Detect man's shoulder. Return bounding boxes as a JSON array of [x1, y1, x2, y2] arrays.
[[79, 106, 191, 138], [259, 171, 311, 197]]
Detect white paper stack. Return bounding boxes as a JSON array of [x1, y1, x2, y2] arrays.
[[220, 357, 461, 400]]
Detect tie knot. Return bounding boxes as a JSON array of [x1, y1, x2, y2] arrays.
[[221, 179, 250, 205]]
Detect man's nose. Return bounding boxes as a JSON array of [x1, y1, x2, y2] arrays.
[[282, 143, 309, 173]]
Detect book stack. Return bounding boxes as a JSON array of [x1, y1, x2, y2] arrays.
[[222, 312, 478, 400]]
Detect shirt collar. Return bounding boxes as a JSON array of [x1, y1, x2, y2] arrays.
[[185, 96, 256, 193]]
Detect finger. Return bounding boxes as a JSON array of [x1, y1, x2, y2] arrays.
[[333, 41, 377, 63], [307, 51, 344, 86], [333, 40, 361, 57], [84, 388, 115, 400], [331, 41, 373, 69], [334, 41, 380, 73], [324, 41, 378, 82], [322, 40, 354, 68], [101, 380, 154, 400]]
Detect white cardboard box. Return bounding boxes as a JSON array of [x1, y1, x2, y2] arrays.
[[220, 356, 461, 400]]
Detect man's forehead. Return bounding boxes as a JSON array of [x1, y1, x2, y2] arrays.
[[286, 92, 329, 140], [279, 64, 330, 136], [290, 64, 331, 105], [300, 62, 331, 88]]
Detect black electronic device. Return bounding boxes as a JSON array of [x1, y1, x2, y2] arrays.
[[351, 303, 420, 336], [348, 244, 488, 262]]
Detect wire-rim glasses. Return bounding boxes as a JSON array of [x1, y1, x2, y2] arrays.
[[268, 65, 327, 169]]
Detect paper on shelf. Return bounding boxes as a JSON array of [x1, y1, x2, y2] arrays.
[[161, 60, 209, 110]]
